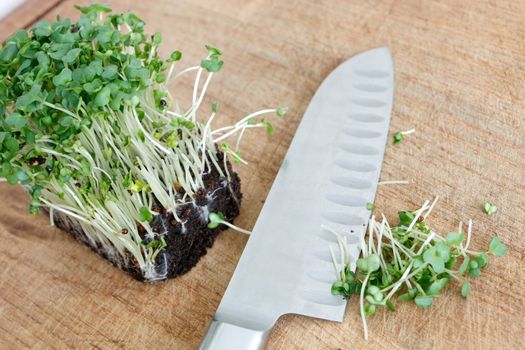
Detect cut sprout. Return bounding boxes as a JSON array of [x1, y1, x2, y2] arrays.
[[328, 197, 507, 340]]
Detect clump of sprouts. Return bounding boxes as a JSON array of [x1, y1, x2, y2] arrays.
[[328, 197, 507, 340], [0, 4, 285, 280]]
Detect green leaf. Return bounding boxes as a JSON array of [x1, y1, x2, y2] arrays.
[[357, 254, 380, 273], [476, 252, 489, 268], [488, 237, 507, 257], [331, 281, 345, 296], [461, 280, 470, 298], [49, 43, 73, 60], [364, 303, 376, 317], [208, 212, 225, 229], [428, 278, 448, 295], [101, 64, 118, 80], [168, 50, 182, 62], [139, 207, 153, 222], [62, 48, 82, 65], [397, 288, 418, 301], [468, 266, 480, 278], [53, 67, 73, 86], [423, 242, 450, 273], [201, 47, 223, 73], [83, 79, 103, 94], [170, 117, 195, 130], [412, 255, 424, 269], [59, 116, 75, 127], [458, 256, 470, 275], [483, 201, 497, 215], [5, 112, 27, 129], [94, 86, 111, 107], [137, 130, 145, 142], [4, 135, 19, 152], [145, 237, 167, 251], [393, 131, 404, 144], [0, 43, 18, 62], [414, 296, 433, 307], [386, 299, 396, 311], [32, 20, 52, 37], [166, 132, 178, 148], [398, 211, 416, 226], [205, 45, 222, 57], [261, 118, 273, 136], [366, 202, 376, 210], [6, 174, 18, 185], [276, 107, 287, 117], [7, 29, 29, 45], [445, 255, 457, 269], [152, 32, 162, 45], [16, 170, 30, 184], [446, 232, 464, 246], [16, 84, 42, 110]]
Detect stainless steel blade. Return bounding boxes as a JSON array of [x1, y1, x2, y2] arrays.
[[216, 48, 394, 331]]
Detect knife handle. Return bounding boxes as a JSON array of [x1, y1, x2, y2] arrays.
[[198, 318, 271, 350]]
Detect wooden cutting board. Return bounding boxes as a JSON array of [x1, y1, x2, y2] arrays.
[[1, 0, 524, 349]]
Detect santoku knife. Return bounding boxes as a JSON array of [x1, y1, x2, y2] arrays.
[[199, 47, 394, 350]]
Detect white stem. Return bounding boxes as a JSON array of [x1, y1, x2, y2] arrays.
[[360, 273, 371, 341], [221, 221, 251, 235], [378, 180, 410, 185]]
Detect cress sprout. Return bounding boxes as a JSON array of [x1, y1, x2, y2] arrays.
[[392, 128, 415, 144], [328, 197, 507, 340], [0, 3, 284, 280], [208, 212, 251, 235], [483, 201, 497, 216]]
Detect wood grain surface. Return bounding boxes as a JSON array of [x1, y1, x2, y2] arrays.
[[0, 0, 64, 43], [1, 0, 524, 349]]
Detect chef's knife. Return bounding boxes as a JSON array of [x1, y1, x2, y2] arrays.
[[199, 47, 394, 350]]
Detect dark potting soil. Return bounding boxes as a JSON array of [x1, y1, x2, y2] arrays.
[[52, 152, 242, 282]]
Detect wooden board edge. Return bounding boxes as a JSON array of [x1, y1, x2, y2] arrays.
[[0, 0, 64, 43]]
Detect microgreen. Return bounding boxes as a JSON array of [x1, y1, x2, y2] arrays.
[[276, 107, 287, 117], [0, 5, 282, 281], [207, 212, 225, 229], [483, 201, 497, 215], [146, 237, 167, 250], [366, 202, 376, 211], [200, 45, 224, 72], [393, 132, 404, 144], [356, 254, 380, 273], [139, 207, 153, 222], [488, 237, 507, 256], [392, 128, 415, 145], [461, 280, 470, 297], [329, 198, 507, 340]]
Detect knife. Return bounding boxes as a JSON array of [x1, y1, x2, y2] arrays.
[[199, 47, 394, 350]]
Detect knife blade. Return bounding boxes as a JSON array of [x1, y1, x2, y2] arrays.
[[199, 47, 394, 350]]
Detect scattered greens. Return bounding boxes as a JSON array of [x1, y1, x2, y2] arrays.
[[0, 4, 284, 280], [483, 201, 497, 216], [392, 129, 415, 144], [329, 198, 507, 340]]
